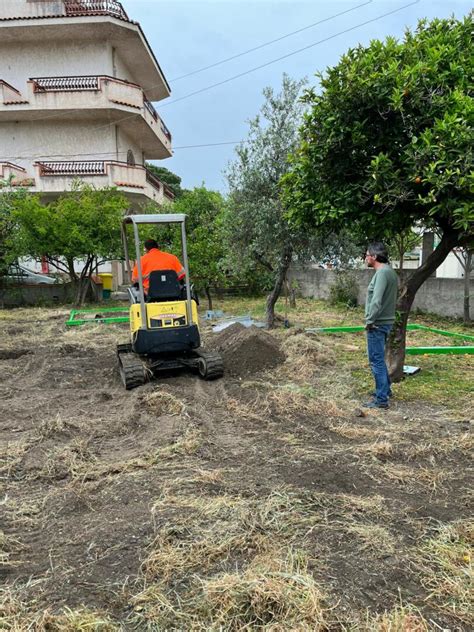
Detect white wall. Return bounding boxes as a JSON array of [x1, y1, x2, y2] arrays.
[[0, 40, 112, 92], [436, 251, 465, 279], [0, 120, 115, 174], [116, 126, 143, 165]]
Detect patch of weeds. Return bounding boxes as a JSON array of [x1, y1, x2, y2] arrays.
[[328, 421, 386, 441], [195, 550, 328, 630], [131, 549, 329, 631], [379, 463, 450, 493], [345, 523, 396, 556], [226, 395, 271, 423], [0, 587, 119, 630], [357, 604, 429, 631], [152, 427, 203, 460], [141, 389, 187, 417], [0, 530, 24, 568], [416, 520, 473, 625], [0, 441, 31, 480], [40, 438, 97, 481]]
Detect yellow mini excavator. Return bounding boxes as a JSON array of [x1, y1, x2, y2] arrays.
[[117, 213, 224, 390]]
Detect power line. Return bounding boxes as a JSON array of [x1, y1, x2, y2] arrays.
[[1, 140, 248, 163], [169, 0, 373, 82], [3, 0, 419, 161], [160, 0, 420, 108]]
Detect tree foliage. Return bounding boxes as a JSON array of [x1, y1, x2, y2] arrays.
[[10, 183, 129, 304], [171, 187, 226, 309], [224, 75, 311, 326], [146, 164, 184, 198], [283, 15, 473, 376], [0, 178, 26, 278]]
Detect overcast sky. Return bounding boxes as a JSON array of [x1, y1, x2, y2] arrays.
[[121, 0, 472, 192]]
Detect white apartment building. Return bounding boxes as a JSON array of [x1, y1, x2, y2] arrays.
[[0, 0, 174, 207]]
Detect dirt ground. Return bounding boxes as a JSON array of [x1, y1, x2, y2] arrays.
[[1, 305, 472, 630]]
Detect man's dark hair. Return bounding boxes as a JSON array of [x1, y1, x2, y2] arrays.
[[367, 241, 389, 263], [144, 238, 158, 251]]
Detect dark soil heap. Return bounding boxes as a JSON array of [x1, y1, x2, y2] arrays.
[[209, 323, 285, 377]]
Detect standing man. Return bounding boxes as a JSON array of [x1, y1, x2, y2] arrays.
[[132, 239, 185, 294], [364, 242, 398, 409]]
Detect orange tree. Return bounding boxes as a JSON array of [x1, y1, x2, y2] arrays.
[[283, 15, 473, 379]]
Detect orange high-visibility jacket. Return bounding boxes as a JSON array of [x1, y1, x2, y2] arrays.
[[132, 248, 185, 292]]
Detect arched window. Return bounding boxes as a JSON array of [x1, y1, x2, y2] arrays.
[[127, 150, 136, 166]]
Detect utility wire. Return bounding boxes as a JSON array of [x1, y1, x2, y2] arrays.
[[1, 141, 248, 163], [3, 0, 420, 162], [160, 0, 420, 108], [169, 0, 373, 82]]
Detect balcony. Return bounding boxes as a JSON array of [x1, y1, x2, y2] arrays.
[[0, 162, 35, 186], [0, 1, 129, 22], [33, 160, 175, 204], [0, 76, 172, 159], [64, 1, 128, 20]]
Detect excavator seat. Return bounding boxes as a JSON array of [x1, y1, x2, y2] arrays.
[[147, 270, 182, 302]]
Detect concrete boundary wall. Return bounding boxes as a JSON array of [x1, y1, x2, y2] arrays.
[[289, 266, 473, 320]]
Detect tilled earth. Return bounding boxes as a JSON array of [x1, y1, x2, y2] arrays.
[[0, 307, 472, 630]]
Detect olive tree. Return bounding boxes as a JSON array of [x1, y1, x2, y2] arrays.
[[224, 75, 311, 327], [283, 15, 473, 378]]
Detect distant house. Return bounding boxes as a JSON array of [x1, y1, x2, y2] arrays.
[[0, 0, 174, 208]]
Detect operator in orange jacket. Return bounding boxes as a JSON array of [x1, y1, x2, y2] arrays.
[[132, 239, 185, 293]]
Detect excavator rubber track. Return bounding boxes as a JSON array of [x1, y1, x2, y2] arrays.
[[117, 345, 147, 390], [197, 351, 224, 380]]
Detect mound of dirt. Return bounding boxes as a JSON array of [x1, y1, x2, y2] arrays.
[[210, 323, 285, 377]]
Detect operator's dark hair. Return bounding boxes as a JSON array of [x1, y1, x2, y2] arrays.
[[144, 238, 159, 251], [367, 241, 389, 263]]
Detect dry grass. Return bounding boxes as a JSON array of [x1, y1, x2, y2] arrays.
[[226, 394, 271, 423], [345, 523, 396, 556], [417, 520, 473, 625], [360, 605, 429, 631], [140, 388, 187, 417], [0, 441, 31, 480], [0, 586, 119, 631], [328, 421, 385, 441], [380, 463, 450, 492], [268, 385, 347, 421], [0, 531, 24, 569], [39, 438, 97, 480], [279, 332, 337, 382], [153, 426, 203, 460], [132, 550, 329, 631], [196, 550, 328, 630]]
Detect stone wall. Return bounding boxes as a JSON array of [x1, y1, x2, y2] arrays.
[[0, 281, 102, 307], [289, 266, 473, 320]]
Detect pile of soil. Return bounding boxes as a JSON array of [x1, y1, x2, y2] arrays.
[[209, 323, 285, 377]]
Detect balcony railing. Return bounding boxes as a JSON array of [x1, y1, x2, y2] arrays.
[[63, 0, 128, 20], [38, 161, 106, 175], [143, 98, 158, 121], [31, 76, 100, 92]]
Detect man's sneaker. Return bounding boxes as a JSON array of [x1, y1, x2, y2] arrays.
[[363, 400, 389, 410]]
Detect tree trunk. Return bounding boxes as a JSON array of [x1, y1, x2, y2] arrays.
[[464, 250, 472, 324], [205, 285, 213, 311], [266, 245, 292, 328], [387, 229, 460, 381]]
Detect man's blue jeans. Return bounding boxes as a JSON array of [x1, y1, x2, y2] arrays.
[[366, 324, 392, 404]]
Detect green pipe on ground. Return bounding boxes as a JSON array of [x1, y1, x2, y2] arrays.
[[66, 307, 129, 327], [306, 324, 474, 355], [405, 346, 474, 355]]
